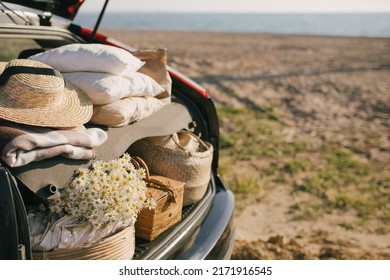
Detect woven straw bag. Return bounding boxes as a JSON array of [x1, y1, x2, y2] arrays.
[[129, 130, 213, 206], [32, 225, 135, 260]]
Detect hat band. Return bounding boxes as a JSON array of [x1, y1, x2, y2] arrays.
[[0, 66, 63, 85]]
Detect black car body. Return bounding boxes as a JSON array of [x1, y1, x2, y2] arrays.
[[0, 0, 235, 260]]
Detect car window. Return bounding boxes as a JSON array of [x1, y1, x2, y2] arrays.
[[0, 38, 40, 61]]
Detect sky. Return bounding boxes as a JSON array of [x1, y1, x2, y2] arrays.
[[80, 0, 390, 13]]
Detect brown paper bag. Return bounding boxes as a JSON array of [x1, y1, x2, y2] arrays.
[[133, 48, 172, 100]]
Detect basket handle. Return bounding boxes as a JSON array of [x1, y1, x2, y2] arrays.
[[130, 156, 177, 203], [172, 130, 211, 153], [144, 177, 177, 203], [130, 156, 150, 179]]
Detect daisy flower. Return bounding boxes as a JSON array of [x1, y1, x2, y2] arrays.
[[50, 153, 156, 228]]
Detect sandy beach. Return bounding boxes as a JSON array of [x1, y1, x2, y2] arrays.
[[103, 29, 390, 259]]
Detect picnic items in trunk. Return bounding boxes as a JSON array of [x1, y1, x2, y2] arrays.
[[29, 153, 156, 260], [1, 45, 191, 257], [29, 45, 172, 127], [0, 120, 107, 167], [0, 59, 93, 128], [129, 130, 213, 206], [131, 157, 184, 241]]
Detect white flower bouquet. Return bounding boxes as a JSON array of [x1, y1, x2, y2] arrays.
[[29, 154, 157, 258], [50, 153, 156, 228]]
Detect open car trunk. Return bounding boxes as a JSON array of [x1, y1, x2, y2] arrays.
[[0, 21, 235, 260], [5, 98, 216, 260]]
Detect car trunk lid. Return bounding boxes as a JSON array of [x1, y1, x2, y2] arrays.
[[2, 0, 85, 20]]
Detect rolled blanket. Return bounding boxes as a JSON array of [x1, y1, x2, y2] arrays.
[[0, 120, 108, 167]]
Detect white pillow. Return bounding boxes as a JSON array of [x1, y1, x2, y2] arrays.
[[29, 44, 145, 76], [90, 97, 166, 127], [62, 72, 165, 105]]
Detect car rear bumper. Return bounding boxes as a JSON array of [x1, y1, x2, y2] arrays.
[[174, 176, 236, 260]]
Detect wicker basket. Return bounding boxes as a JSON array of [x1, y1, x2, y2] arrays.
[[131, 157, 184, 241], [32, 225, 135, 260], [129, 130, 213, 206]]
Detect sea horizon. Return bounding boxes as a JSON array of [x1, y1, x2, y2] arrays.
[[74, 12, 390, 38]]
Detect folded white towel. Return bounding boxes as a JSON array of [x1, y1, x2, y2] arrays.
[[0, 121, 108, 167]]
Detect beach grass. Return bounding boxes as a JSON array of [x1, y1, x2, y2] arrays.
[[217, 104, 390, 231]]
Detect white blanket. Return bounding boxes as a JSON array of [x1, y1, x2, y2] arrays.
[[0, 121, 107, 167]]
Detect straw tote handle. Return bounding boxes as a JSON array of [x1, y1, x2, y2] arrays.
[[172, 130, 210, 153], [197, 137, 211, 150], [130, 156, 177, 203]]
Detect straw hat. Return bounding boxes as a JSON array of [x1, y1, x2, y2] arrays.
[[0, 59, 92, 128]]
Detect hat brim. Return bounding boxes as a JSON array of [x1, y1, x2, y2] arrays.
[[0, 62, 92, 128]]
